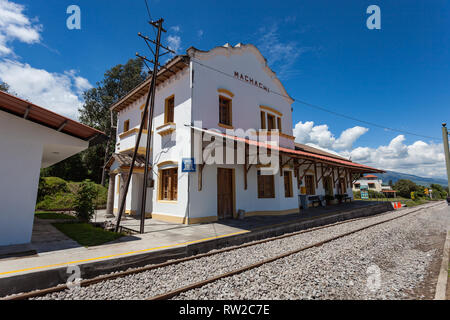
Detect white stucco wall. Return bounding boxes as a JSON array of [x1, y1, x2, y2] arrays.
[[114, 68, 192, 219], [0, 111, 88, 246], [190, 46, 294, 149], [112, 44, 360, 224]]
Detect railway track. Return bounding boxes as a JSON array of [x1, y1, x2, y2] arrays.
[[2, 201, 444, 300]]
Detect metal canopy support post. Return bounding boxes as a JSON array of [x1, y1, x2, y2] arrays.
[[442, 124, 450, 190]]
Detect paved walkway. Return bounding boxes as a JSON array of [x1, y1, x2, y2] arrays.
[[0, 201, 382, 279]]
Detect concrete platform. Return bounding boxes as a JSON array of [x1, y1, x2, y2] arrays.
[[0, 201, 393, 297]]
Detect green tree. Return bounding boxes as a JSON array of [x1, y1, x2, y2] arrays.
[[41, 58, 147, 184], [430, 184, 448, 199], [78, 58, 147, 184], [393, 179, 420, 198], [74, 179, 98, 222], [40, 153, 88, 182]]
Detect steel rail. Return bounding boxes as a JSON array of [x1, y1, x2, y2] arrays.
[[147, 202, 445, 300], [2, 202, 443, 300]]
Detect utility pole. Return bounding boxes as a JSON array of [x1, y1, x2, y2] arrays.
[[442, 123, 450, 196], [139, 20, 163, 234], [114, 18, 174, 233]]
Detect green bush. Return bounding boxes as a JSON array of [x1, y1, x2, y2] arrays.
[[368, 190, 385, 198], [393, 179, 420, 198], [36, 192, 75, 210], [353, 191, 361, 199], [36, 177, 107, 210], [430, 184, 448, 200], [38, 177, 68, 202], [405, 199, 428, 207], [93, 184, 108, 208], [74, 180, 98, 222]]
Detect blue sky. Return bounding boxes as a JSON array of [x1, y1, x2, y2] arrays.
[[0, 0, 449, 178]]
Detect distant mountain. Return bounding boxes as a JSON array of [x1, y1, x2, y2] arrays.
[[376, 171, 448, 187]]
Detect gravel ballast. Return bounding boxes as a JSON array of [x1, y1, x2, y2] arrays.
[[30, 202, 448, 300]]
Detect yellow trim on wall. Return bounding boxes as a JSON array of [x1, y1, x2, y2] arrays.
[[245, 208, 298, 217], [150, 213, 187, 224], [157, 160, 178, 167], [113, 209, 136, 215], [148, 213, 219, 225], [119, 128, 149, 139], [118, 166, 151, 174], [260, 105, 282, 117], [156, 122, 176, 130], [217, 88, 235, 98], [190, 216, 219, 224], [217, 123, 234, 130], [156, 122, 176, 136], [118, 147, 148, 155], [157, 200, 178, 204]]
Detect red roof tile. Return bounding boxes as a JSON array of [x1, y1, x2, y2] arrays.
[[192, 126, 385, 173]]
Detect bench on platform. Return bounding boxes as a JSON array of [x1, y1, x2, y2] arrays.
[[308, 195, 322, 207], [336, 193, 352, 203]]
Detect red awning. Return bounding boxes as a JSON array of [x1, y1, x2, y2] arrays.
[[190, 126, 385, 173], [0, 90, 105, 143]]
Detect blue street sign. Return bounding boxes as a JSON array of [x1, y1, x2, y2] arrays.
[[182, 158, 196, 172]]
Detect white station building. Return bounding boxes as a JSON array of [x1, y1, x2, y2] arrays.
[[0, 91, 105, 246], [106, 43, 383, 225]]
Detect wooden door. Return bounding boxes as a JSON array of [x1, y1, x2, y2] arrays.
[[217, 168, 234, 219]]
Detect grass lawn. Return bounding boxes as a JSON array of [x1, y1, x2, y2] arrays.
[[357, 197, 408, 202], [35, 211, 77, 220], [52, 223, 123, 247], [404, 199, 429, 207]]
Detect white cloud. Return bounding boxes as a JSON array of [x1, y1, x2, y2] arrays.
[[167, 35, 181, 54], [343, 135, 446, 178], [0, 59, 92, 119], [293, 120, 368, 151], [257, 23, 312, 80], [170, 25, 180, 33], [293, 120, 446, 178], [0, 1, 92, 120], [0, 0, 42, 56], [197, 29, 204, 38]]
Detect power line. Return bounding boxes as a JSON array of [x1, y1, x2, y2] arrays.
[[190, 58, 442, 141], [144, 0, 152, 20], [143, 0, 157, 38]]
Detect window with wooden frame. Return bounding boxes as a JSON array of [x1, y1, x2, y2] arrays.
[[159, 168, 178, 201], [277, 117, 282, 132], [123, 119, 130, 132], [164, 95, 175, 124], [267, 114, 276, 130], [305, 175, 315, 195], [219, 96, 232, 126], [141, 110, 148, 130], [260, 111, 266, 129], [257, 170, 275, 198], [284, 171, 293, 198]]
